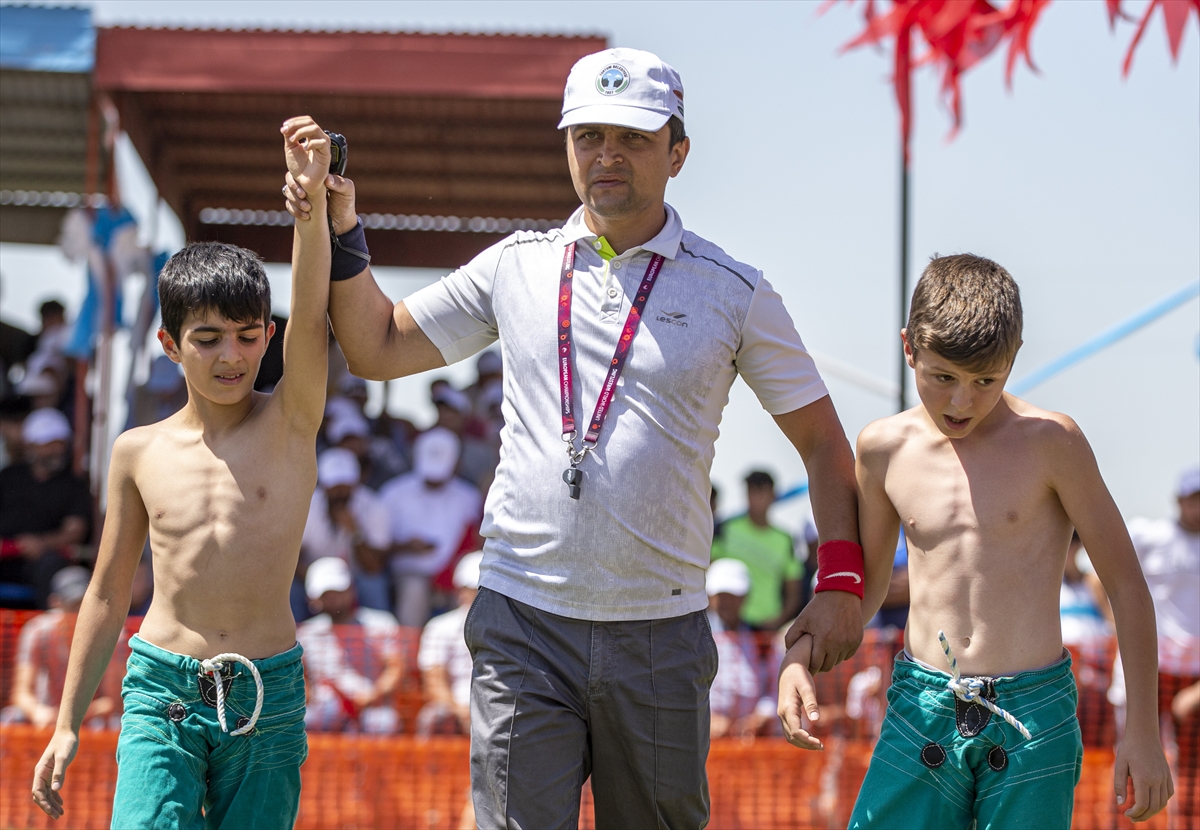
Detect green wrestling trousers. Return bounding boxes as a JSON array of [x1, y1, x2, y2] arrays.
[[849, 651, 1083, 830], [111, 635, 308, 830]]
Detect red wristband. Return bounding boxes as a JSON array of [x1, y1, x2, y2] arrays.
[[814, 540, 865, 599]]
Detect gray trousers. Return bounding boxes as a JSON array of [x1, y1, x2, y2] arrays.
[[464, 587, 718, 830]]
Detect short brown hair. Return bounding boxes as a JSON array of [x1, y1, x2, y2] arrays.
[[906, 254, 1022, 372]]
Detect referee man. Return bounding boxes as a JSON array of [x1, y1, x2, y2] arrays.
[[284, 46, 864, 829]]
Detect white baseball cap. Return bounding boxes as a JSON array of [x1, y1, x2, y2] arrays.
[[453, 551, 485, 590], [305, 556, 353, 600], [318, 447, 360, 489], [558, 47, 684, 132], [706, 558, 751, 597], [50, 566, 91, 604], [476, 350, 502, 377], [414, 427, 461, 483], [431, 386, 471, 415], [1178, 466, 1200, 498], [22, 407, 72, 445], [327, 412, 370, 445]]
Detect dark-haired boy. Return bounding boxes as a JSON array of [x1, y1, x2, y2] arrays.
[[31, 119, 339, 828], [845, 254, 1172, 827]]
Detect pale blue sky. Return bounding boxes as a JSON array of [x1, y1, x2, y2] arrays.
[[2, 0, 1197, 526]]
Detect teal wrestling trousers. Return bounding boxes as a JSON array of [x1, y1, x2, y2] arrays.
[[111, 635, 307, 830], [849, 650, 1082, 830]]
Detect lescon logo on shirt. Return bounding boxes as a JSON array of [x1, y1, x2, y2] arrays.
[[656, 309, 689, 328], [596, 64, 630, 96]]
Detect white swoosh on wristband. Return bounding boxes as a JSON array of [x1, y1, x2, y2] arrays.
[[825, 572, 863, 583]]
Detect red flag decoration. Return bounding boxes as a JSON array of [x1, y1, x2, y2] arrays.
[[837, 0, 1198, 165], [1108, 0, 1200, 75]]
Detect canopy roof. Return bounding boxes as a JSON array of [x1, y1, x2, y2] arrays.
[[95, 27, 604, 266], [0, 6, 101, 245]]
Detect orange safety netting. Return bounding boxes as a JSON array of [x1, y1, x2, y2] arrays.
[[0, 610, 1193, 829]]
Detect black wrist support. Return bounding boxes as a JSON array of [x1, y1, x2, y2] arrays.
[[330, 217, 371, 281]]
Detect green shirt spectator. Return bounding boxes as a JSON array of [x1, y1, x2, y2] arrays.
[[711, 471, 802, 629]]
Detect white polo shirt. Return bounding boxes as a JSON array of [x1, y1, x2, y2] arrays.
[[406, 204, 828, 620]]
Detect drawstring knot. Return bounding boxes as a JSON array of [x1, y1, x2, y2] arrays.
[[200, 653, 264, 736], [937, 631, 1032, 741]]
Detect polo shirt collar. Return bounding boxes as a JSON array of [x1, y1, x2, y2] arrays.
[[560, 203, 683, 260]]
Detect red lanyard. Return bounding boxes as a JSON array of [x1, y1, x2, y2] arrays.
[[558, 240, 665, 498]]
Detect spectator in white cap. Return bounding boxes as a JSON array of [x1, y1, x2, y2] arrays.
[[0, 408, 91, 609], [706, 558, 780, 739], [1, 566, 124, 730], [285, 42, 860, 826], [325, 407, 407, 491], [430, 380, 500, 493], [417, 550, 484, 736], [1106, 465, 1200, 821], [296, 556, 402, 734], [299, 448, 392, 612], [378, 428, 482, 627]]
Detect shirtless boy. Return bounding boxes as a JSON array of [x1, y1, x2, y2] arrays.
[[31, 116, 341, 827], [847, 254, 1172, 827]]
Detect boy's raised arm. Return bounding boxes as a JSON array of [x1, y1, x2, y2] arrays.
[[276, 116, 333, 435], [32, 433, 148, 819], [1049, 417, 1173, 822], [855, 424, 902, 625]]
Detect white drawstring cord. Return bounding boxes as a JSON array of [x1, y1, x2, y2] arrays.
[[200, 653, 264, 736], [937, 631, 1032, 741]]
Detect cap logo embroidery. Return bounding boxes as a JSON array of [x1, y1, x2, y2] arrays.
[[596, 64, 630, 96]]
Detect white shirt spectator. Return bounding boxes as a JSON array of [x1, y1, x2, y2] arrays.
[[1129, 517, 1200, 675], [300, 487, 391, 565], [297, 607, 402, 733], [418, 605, 473, 708], [378, 474, 483, 577]]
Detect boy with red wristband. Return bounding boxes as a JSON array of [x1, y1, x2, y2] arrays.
[[836, 254, 1172, 827]]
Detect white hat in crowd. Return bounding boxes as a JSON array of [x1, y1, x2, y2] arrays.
[[1179, 466, 1200, 499], [50, 566, 90, 604], [706, 558, 751, 598], [305, 556, 353, 600], [16, 372, 57, 397], [559, 47, 684, 132], [327, 412, 370, 445], [476, 350, 502, 377], [432, 386, 471, 414], [22, 407, 72, 446], [414, 427, 460, 484], [453, 551, 485, 590], [318, 448, 360, 489]]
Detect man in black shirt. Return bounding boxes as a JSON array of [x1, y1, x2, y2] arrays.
[[0, 408, 91, 608]]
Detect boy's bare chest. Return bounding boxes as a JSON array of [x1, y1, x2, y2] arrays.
[[139, 429, 315, 539], [887, 439, 1060, 547]]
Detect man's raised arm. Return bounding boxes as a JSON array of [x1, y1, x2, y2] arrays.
[[282, 164, 444, 382]]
